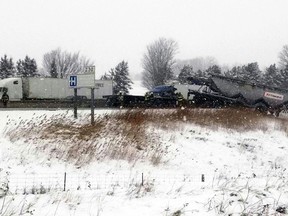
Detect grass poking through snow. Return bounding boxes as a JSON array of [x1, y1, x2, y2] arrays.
[[4, 108, 288, 167]]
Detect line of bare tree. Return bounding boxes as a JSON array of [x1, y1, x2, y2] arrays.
[[42, 48, 93, 78]]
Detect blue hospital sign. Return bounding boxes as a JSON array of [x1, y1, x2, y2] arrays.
[[68, 73, 95, 88], [69, 76, 77, 87]]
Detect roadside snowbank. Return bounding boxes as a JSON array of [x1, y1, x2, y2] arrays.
[[1, 109, 288, 215]]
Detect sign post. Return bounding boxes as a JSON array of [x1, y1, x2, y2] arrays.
[[74, 88, 78, 119], [69, 75, 78, 119], [69, 66, 96, 123], [91, 88, 95, 125]]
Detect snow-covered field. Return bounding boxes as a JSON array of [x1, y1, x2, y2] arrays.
[[1, 108, 288, 216]]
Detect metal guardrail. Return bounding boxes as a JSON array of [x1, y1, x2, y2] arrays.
[[0, 99, 107, 109]]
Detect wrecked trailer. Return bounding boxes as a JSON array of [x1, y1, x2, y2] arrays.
[[104, 85, 178, 108], [103, 94, 145, 107], [187, 74, 288, 115]]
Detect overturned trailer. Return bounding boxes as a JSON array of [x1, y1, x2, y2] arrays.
[[187, 74, 288, 114]]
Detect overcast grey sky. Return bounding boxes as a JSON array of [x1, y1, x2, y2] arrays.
[[0, 0, 288, 79]]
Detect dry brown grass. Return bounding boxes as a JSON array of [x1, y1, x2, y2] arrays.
[[112, 107, 285, 132], [5, 108, 288, 167]]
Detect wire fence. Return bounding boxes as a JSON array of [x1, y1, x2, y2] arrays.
[[1, 171, 284, 196], [0, 171, 214, 195]]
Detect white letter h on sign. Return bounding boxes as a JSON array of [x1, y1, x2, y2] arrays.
[[70, 76, 77, 87]]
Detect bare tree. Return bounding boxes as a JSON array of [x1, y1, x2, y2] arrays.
[[142, 38, 178, 89], [42, 48, 93, 78], [278, 45, 288, 69]]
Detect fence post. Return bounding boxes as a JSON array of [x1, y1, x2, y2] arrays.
[[64, 172, 67, 191], [201, 174, 205, 182]]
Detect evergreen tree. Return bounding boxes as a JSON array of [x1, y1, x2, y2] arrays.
[[279, 65, 288, 89], [50, 59, 58, 78], [16, 56, 38, 77], [25, 56, 38, 77], [225, 63, 261, 82], [262, 64, 281, 87], [195, 69, 205, 77], [240, 62, 261, 81], [100, 72, 112, 80], [178, 65, 193, 84], [16, 60, 25, 77], [110, 61, 133, 94], [0, 55, 15, 79], [224, 66, 242, 78], [206, 65, 221, 75]]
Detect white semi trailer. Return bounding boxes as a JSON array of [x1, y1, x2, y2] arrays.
[[0, 77, 113, 101]]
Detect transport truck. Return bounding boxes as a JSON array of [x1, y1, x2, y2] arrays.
[[103, 74, 288, 114], [104, 84, 196, 107], [187, 74, 288, 115], [0, 77, 113, 102]]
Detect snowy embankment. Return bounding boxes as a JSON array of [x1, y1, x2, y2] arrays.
[[1, 108, 288, 215]]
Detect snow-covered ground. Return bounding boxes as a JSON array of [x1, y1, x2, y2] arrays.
[[0, 108, 288, 216]]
